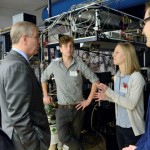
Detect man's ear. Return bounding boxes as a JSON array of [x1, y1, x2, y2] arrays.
[[22, 35, 28, 46], [21, 35, 27, 43]]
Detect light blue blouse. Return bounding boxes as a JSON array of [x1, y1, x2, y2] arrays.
[[114, 72, 131, 128]]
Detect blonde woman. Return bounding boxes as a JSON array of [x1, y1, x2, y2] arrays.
[[94, 42, 145, 150]]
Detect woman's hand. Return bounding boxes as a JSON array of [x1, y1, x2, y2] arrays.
[[93, 92, 107, 101], [96, 83, 108, 92], [122, 145, 137, 150]]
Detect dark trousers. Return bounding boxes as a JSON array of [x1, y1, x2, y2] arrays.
[[116, 125, 142, 150], [56, 108, 85, 150]]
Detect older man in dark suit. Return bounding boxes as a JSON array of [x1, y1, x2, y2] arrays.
[[0, 21, 50, 150]]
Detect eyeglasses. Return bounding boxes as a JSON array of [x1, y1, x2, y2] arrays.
[[140, 17, 150, 28]]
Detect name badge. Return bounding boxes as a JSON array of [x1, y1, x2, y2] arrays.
[[120, 82, 128, 94], [70, 71, 78, 76]]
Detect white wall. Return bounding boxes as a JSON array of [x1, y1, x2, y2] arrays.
[[0, 8, 44, 29]]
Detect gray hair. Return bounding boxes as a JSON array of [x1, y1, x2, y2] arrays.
[[10, 21, 38, 44]]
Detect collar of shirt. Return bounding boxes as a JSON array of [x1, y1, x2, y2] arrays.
[[12, 48, 29, 63], [59, 57, 75, 65], [116, 71, 126, 78]]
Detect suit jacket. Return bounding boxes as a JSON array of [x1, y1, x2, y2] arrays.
[[0, 128, 14, 150], [0, 50, 50, 150], [136, 95, 150, 149]]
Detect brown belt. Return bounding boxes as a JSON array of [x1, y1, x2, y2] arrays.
[[58, 104, 77, 109]]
